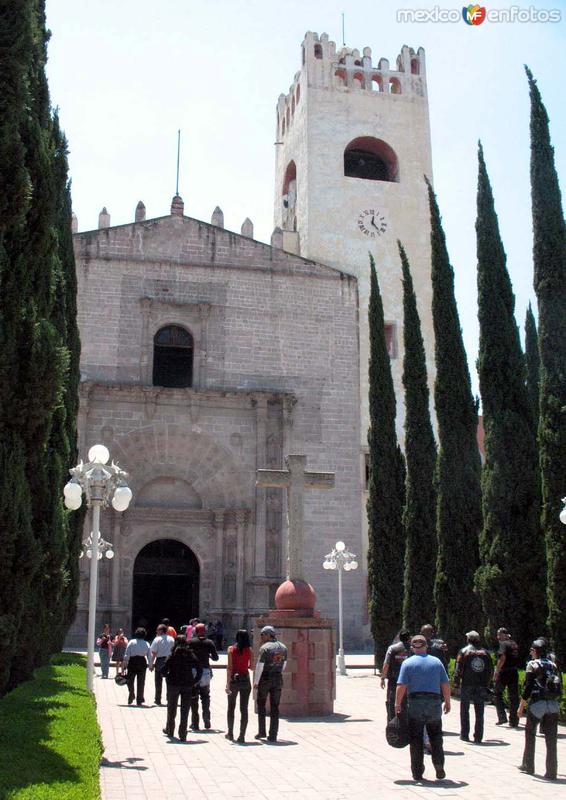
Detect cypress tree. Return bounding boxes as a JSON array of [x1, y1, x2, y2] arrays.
[[399, 241, 437, 631], [526, 67, 566, 663], [0, 1, 80, 689], [427, 178, 482, 652], [524, 303, 540, 435], [474, 144, 545, 654], [367, 254, 406, 662]]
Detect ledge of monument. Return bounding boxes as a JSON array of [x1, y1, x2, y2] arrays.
[[255, 614, 336, 629]]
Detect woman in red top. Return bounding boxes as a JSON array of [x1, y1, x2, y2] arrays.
[[225, 629, 253, 743]]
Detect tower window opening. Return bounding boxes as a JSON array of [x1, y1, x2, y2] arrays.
[[354, 59, 362, 66], [371, 75, 382, 92], [335, 68, 347, 86], [353, 71, 364, 89], [314, 43, 323, 59], [411, 58, 419, 75], [153, 325, 194, 388], [344, 137, 399, 183], [389, 77, 401, 94]]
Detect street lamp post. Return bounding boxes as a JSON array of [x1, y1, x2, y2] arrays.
[[63, 444, 132, 691], [323, 540, 358, 676]]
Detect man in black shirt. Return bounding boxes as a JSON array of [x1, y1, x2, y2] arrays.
[[453, 630, 493, 742], [421, 624, 448, 668], [381, 630, 411, 720], [188, 623, 219, 730], [494, 627, 520, 726]]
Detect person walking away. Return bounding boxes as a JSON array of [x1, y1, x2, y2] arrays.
[[395, 634, 451, 782], [225, 629, 253, 743], [381, 630, 411, 720], [162, 617, 177, 638], [215, 620, 224, 651], [189, 622, 219, 730], [149, 624, 174, 705], [112, 628, 128, 676], [518, 638, 562, 780], [453, 630, 493, 742], [421, 624, 448, 668], [254, 625, 288, 743], [96, 623, 112, 679], [161, 636, 202, 741], [123, 628, 151, 705], [494, 627, 520, 726]]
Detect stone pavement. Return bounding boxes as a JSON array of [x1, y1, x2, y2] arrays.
[[94, 665, 565, 800]]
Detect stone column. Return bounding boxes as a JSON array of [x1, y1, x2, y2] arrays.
[[110, 513, 120, 607], [212, 510, 225, 611], [197, 303, 211, 389], [139, 297, 152, 384], [235, 510, 247, 610], [254, 397, 268, 576]]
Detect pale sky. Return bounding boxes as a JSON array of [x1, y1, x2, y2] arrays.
[[45, 0, 566, 396]]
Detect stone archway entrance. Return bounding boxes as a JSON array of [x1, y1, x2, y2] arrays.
[[132, 539, 199, 636]]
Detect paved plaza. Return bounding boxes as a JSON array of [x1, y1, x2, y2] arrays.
[[94, 657, 565, 800]]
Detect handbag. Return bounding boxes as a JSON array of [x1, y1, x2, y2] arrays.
[[386, 711, 409, 748], [115, 673, 128, 686]]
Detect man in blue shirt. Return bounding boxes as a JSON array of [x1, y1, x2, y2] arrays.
[[395, 634, 451, 782]]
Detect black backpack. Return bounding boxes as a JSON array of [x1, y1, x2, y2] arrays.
[[532, 658, 562, 701]]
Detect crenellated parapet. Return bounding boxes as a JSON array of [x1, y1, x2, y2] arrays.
[[276, 31, 427, 140]]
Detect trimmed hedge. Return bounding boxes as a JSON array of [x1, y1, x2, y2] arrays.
[[0, 653, 102, 799]]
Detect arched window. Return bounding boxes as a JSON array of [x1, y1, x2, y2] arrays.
[[344, 137, 399, 182], [411, 58, 419, 75], [389, 77, 401, 94], [335, 68, 347, 86], [353, 71, 364, 89], [371, 75, 382, 92], [282, 160, 297, 197], [314, 43, 323, 59], [153, 325, 193, 388]]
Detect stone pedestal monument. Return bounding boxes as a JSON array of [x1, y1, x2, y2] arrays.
[[255, 455, 336, 716]]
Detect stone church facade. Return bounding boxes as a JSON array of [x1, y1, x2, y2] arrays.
[[67, 31, 435, 649], [67, 201, 364, 646]]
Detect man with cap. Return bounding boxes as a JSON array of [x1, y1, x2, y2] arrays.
[[453, 631, 493, 743], [188, 622, 219, 730], [254, 625, 288, 743], [493, 627, 520, 727], [395, 634, 451, 782]]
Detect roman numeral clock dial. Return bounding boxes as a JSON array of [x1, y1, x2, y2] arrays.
[[357, 209, 388, 238]]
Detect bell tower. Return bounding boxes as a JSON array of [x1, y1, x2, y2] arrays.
[[274, 31, 435, 448]]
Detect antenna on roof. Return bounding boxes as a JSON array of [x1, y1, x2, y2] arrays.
[[175, 129, 181, 196], [341, 12, 345, 46]]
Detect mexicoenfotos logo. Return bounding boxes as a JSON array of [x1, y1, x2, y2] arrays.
[[463, 4, 487, 24], [396, 5, 562, 23]]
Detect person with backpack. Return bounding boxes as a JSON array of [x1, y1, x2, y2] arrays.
[[453, 630, 493, 743], [381, 629, 412, 720], [518, 638, 562, 781], [160, 636, 202, 741]]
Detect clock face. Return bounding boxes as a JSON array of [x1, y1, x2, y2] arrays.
[[357, 209, 388, 238]]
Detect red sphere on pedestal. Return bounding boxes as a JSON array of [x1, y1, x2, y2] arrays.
[[275, 579, 317, 612]]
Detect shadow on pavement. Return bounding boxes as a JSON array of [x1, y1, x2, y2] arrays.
[[100, 757, 148, 771], [286, 713, 372, 724], [166, 738, 208, 745], [263, 739, 298, 746], [443, 750, 465, 756], [395, 779, 469, 789], [474, 739, 510, 746], [532, 776, 566, 784]]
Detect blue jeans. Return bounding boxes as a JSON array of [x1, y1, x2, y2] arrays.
[[407, 695, 444, 778], [460, 685, 486, 741], [99, 648, 110, 678]]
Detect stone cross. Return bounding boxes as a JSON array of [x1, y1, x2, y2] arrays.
[[256, 454, 335, 582]]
